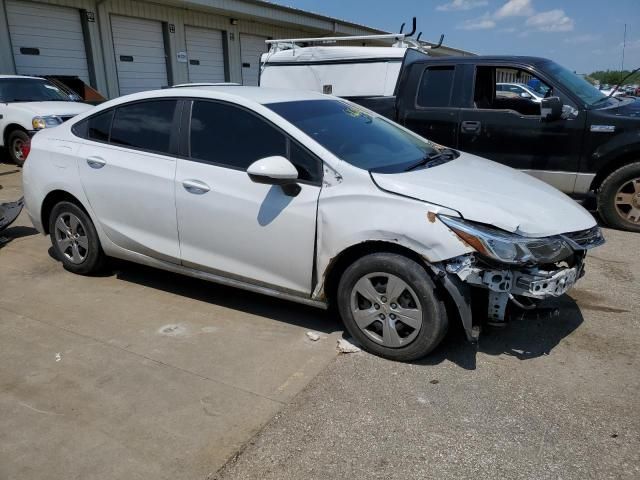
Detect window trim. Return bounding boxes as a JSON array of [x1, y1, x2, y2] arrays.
[[182, 98, 324, 186], [414, 65, 456, 110], [71, 98, 182, 157]]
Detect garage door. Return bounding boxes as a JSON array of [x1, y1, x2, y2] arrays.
[[240, 34, 268, 86], [111, 16, 168, 96], [185, 26, 226, 83], [6, 0, 90, 82]]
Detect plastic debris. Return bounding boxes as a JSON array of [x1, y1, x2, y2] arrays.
[[306, 331, 321, 341], [337, 338, 361, 353], [55, 353, 61, 362]]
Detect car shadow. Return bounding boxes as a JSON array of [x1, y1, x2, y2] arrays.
[[110, 260, 341, 334], [416, 295, 584, 370], [0, 225, 38, 249]]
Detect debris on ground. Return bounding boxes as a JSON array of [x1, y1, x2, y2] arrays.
[[55, 353, 61, 362], [306, 331, 321, 341], [337, 338, 361, 353]]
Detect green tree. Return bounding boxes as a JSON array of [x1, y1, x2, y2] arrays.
[[589, 69, 640, 86]]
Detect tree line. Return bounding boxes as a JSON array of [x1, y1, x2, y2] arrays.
[[587, 70, 640, 86]]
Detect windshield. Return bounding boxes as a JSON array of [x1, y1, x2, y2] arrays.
[[266, 99, 439, 173], [541, 60, 606, 106], [0, 78, 72, 102]]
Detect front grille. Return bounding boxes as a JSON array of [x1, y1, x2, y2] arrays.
[[562, 226, 605, 250]]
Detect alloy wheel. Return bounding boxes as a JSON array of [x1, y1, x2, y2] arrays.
[[350, 272, 423, 348], [614, 177, 640, 224], [12, 138, 24, 161], [54, 212, 89, 264]]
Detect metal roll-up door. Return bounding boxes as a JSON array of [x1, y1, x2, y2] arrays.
[[240, 34, 268, 86], [185, 26, 226, 83], [111, 16, 168, 96], [6, 0, 90, 82]]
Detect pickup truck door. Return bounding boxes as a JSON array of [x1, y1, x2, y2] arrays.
[[456, 64, 586, 194], [396, 64, 460, 149]]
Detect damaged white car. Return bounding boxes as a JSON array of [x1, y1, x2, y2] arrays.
[[22, 87, 604, 361]]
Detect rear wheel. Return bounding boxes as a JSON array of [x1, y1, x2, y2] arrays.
[[597, 162, 640, 232], [7, 130, 29, 166], [337, 253, 448, 362], [49, 201, 105, 274]]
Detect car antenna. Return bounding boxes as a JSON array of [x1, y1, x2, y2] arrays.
[[608, 66, 640, 97]]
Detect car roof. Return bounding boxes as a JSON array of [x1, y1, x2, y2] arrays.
[[114, 86, 330, 105], [418, 55, 551, 65], [0, 74, 44, 80]]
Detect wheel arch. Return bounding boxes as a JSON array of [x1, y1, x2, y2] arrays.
[[40, 190, 89, 234], [322, 240, 444, 305], [3, 123, 28, 146], [590, 149, 640, 192]]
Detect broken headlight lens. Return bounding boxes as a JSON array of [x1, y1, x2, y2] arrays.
[[438, 215, 573, 265]]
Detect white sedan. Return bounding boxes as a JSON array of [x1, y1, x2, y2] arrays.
[[22, 87, 603, 361]]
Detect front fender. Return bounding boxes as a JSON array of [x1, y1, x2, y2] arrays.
[[313, 185, 474, 300]]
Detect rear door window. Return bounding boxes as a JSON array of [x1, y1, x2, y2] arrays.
[[417, 66, 455, 107], [110, 100, 177, 154]]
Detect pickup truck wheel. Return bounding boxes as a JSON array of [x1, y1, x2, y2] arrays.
[[7, 130, 29, 166], [49, 201, 105, 274], [598, 162, 640, 232], [337, 253, 448, 362]]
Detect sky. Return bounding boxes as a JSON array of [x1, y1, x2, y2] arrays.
[[271, 0, 640, 74]]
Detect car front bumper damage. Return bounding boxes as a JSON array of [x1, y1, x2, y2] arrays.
[[432, 227, 604, 342]]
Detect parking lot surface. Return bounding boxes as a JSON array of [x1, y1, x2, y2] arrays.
[[2, 161, 639, 480], [0, 163, 341, 479], [216, 214, 640, 477]]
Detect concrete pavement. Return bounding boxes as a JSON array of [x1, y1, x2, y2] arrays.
[[217, 227, 640, 479], [0, 162, 341, 480]]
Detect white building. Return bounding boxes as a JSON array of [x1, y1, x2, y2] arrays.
[[0, 0, 473, 98]]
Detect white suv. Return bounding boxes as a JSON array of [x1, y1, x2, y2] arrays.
[[0, 75, 92, 165], [22, 87, 604, 361]]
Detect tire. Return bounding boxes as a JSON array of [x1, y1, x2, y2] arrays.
[[48, 201, 105, 274], [597, 162, 640, 232], [337, 253, 448, 362], [7, 130, 29, 167]]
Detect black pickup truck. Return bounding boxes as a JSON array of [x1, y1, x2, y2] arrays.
[[351, 51, 640, 232]]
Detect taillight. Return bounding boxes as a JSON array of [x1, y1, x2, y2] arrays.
[[21, 141, 31, 161]]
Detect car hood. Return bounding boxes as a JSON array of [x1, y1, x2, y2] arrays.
[[607, 97, 640, 117], [11, 101, 92, 116], [371, 153, 597, 238]]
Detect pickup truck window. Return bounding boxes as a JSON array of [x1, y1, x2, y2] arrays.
[[417, 66, 455, 108], [267, 99, 439, 173], [474, 66, 543, 116], [541, 60, 606, 106]]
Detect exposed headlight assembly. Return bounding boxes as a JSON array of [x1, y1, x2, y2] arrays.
[[439, 215, 574, 265], [32, 116, 62, 130]]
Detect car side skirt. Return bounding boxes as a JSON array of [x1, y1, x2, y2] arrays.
[[109, 248, 329, 310]]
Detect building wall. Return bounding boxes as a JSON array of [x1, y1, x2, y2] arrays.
[[0, 0, 380, 97], [0, 0, 474, 98]]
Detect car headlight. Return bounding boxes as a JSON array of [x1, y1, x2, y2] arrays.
[[438, 215, 573, 265], [32, 116, 62, 130]]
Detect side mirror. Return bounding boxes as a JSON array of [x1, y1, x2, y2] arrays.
[[520, 92, 532, 99], [540, 96, 563, 122], [247, 155, 298, 185]]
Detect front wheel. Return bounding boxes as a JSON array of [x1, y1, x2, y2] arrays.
[[7, 130, 30, 166], [597, 162, 640, 232], [337, 253, 448, 362], [49, 201, 105, 274]]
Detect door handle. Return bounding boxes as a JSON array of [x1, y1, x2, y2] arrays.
[[86, 156, 106, 169], [182, 179, 210, 194], [461, 121, 481, 134]]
